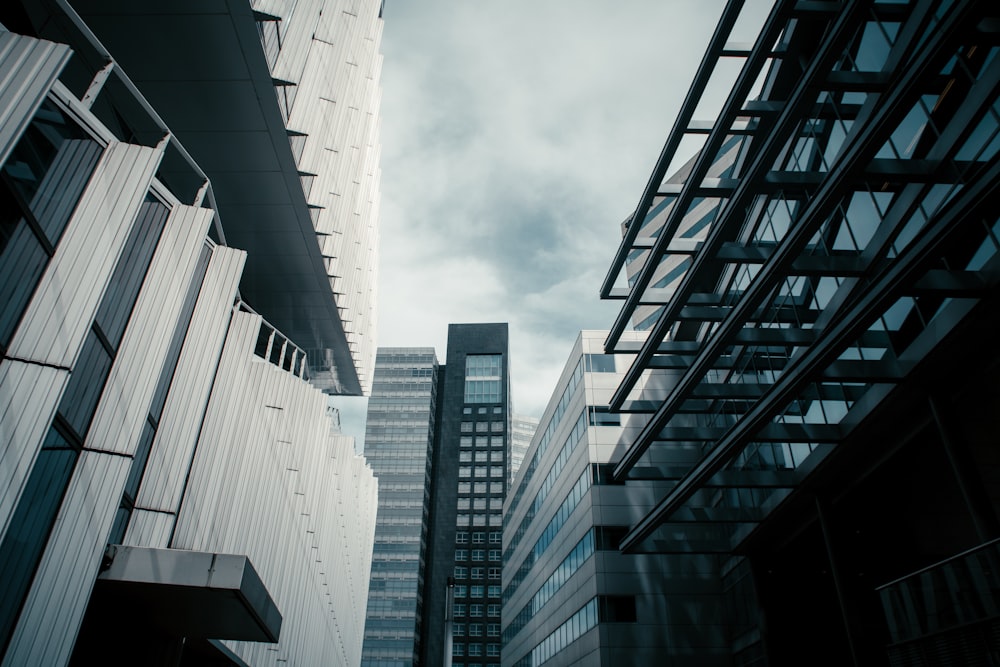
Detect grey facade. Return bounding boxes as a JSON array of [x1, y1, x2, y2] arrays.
[[363, 324, 511, 667], [425, 324, 511, 667], [502, 332, 730, 667]]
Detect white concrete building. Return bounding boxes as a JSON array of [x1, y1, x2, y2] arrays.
[[0, 0, 382, 664]]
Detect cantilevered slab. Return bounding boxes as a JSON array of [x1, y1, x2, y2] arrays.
[[71, 0, 362, 394], [95, 545, 281, 642]]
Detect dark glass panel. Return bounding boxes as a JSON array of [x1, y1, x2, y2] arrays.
[[0, 216, 47, 348], [2, 100, 101, 247], [0, 427, 78, 651], [124, 420, 156, 501], [0, 99, 101, 349], [60, 328, 112, 440], [94, 197, 170, 350]]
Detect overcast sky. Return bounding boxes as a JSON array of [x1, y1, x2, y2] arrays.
[[333, 0, 770, 448]]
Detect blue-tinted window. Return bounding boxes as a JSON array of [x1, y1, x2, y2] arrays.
[[0, 99, 102, 348], [584, 354, 616, 373], [465, 354, 502, 403]]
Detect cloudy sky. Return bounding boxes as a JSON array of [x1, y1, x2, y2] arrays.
[[333, 0, 770, 446]]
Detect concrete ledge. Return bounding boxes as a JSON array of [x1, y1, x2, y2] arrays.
[[95, 545, 281, 642]]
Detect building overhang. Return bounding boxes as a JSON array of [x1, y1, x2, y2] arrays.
[[94, 545, 282, 643], [70, 0, 362, 394]]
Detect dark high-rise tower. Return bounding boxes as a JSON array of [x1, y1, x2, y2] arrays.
[[363, 324, 511, 667]]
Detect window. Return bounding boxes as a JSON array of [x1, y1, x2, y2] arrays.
[[589, 406, 621, 427], [471, 549, 484, 562], [456, 532, 468, 544], [487, 604, 501, 617], [475, 422, 488, 433], [469, 623, 483, 637], [457, 514, 470, 526], [487, 644, 500, 657], [490, 421, 503, 432], [493, 406, 503, 414], [459, 483, 471, 494], [488, 513, 501, 527], [490, 466, 503, 478], [477, 407, 487, 414], [474, 482, 487, 494], [454, 623, 466, 637], [490, 451, 503, 462], [465, 355, 502, 403], [454, 604, 466, 618], [468, 643, 483, 656], [460, 452, 472, 462], [476, 437, 490, 448], [490, 436, 503, 447], [453, 642, 465, 656], [470, 604, 484, 617], [584, 354, 616, 372], [473, 514, 487, 526], [473, 532, 485, 544], [458, 498, 470, 509], [488, 550, 501, 562], [454, 585, 467, 598], [463, 407, 472, 415], [474, 467, 487, 478], [487, 624, 500, 637], [0, 99, 102, 349], [473, 498, 486, 510], [488, 568, 501, 579], [455, 549, 468, 561], [459, 466, 472, 478], [455, 566, 467, 579], [489, 532, 502, 544], [488, 585, 500, 598], [461, 437, 473, 447], [475, 451, 488, 462], [598, 595, 638, 623], [471, 585, 484, 598], [471, 567, 484, 580], [461, 422, 473, 433], [490, 483, 503, 494], [489, 498, 502, 510]]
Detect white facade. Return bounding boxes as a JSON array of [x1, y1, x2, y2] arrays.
[[0, 3, 379, 664], [252, 0, 383, 394]]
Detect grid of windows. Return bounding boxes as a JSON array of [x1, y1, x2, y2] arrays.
[[511, 598, 598, 667], [464, 355, 502, 403]]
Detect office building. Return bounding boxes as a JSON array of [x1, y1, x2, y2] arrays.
[[598, 0, 1000, 664], [0, 0, 382, 664], [363, 324, 511, 667], [503, 331, 734, 667], [509, 415, 539, 484], [362, 348, 440, 667]]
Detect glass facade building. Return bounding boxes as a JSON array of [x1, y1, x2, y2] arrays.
[[363, 324, 512, 667], [597, 0, 1000, 664], [502, 331, 731, 667], [363, 348, 439, 667]]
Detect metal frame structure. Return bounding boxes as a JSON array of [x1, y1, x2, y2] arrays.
[[601, 0, 1000, 555]]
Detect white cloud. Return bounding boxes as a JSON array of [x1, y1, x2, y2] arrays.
[[376, 0, 746, 416]]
